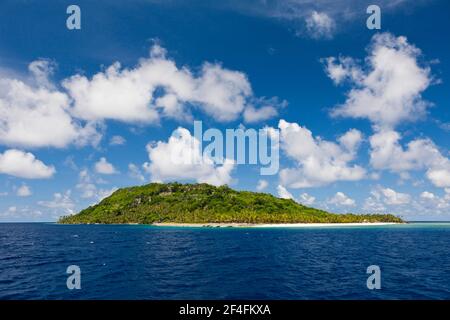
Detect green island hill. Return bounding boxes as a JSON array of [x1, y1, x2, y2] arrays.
[[58, 183, 403, 225]]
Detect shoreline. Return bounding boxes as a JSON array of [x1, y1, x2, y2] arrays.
[[152, 222, 401, 228]]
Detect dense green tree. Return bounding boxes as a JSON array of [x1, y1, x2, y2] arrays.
[[59, 183, 403, 224]]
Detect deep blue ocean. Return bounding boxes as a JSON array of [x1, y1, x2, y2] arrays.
[[0, 223, 449, 300]]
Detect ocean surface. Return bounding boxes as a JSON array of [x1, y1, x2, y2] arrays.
[[0, 222, 449, 300]]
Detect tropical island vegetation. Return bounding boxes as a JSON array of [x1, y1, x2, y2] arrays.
[[58, 182, 403, 224]]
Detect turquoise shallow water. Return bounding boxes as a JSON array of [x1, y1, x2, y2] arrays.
[[0, 222, 449, 299]]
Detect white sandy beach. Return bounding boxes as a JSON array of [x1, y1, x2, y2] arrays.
[[152, 222, 400, 228]]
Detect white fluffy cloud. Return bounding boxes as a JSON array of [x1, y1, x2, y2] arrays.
[[369, 130, 450, 188], [364, 187, 450, 217], [193, 63, 252, 121], [256, 179, 268, 191], [128, 163, 145, 182], [1, 44, 278, 151], [94, 157, 118, 175], [76, 169, 97, 198], [277, 185, 294, 200], [144, 127, 235, 186], [0, 149, 55, 179], [299, 192, 315, 206], [28, 59, 54, 86], [96, 188, 117, 201], [38, 190, 75, 215], [0, 60, 101, 148], [63, 44, 276, 124], [325, 33, 450, 189], [277, 119, 365, 188], [419, 189, 450, 211], [370, 130, 434, 172], [420, 191, 435, 200], [380, 187, 411, 205], [427, 169, 450, 189], [363, 194, 387, 213], [277, 186, 316, 205], [305, 11, 335, 39], [243, 97, 284, 123], [363, 186, 411, 214], [0, 205, 43, 222], [243, 105, 278, 123], [16, 184, 32, 197], [63, 60, 160, 123], [76, 169, 117, 201], [376, 187, 411, 205], [328, 191, 356, 207], [325, 33, 432, 129], [109, 135, 126, 146]]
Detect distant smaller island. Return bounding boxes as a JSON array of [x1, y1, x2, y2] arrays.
[[58, 183, 403, 225]]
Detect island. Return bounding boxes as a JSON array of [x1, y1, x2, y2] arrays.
[[58, 183, 403, 226]]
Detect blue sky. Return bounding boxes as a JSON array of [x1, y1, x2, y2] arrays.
[[0, 0, 449, 221]]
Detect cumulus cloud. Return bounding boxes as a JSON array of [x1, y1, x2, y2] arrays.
[[277, 119, 365, 188], [375, 187, 411, 205], [325, 33, 432, 129], [76, 169, 117, 201], [96, 188, 118, 201], [328, 191, 356, 207], [256, 179, 269, 191], [109, 135, 126, 146], [324, 33, 450, 189], [38, 190, 75, 215], [16, 184, 32, 197], [364, 187, 450, 218], [380, 187, 411, 205], [277, 186, 316, 205], [305, 11, 335, 39], [427, 169, 450, 189], [419, 189, 450, 211], [94, 157, 118, 175], [243, 105, 278, 123], [363, 194, 387, 213], [363, 186, 411, 214], [193, 63, 253, 121], [144, 127, 235, 186], [0, 149, 55, 179], [369, 130, 450, 188], [128, 163, 145, 182], [277, 185, 294, 200], [420, 191, 435, 200], [323, 56, 362, 85], [63, 60, 160, 123], [299, 192, 315, 206], [1, 43, 278, 151], [242, 97, 285, 123], [28, 59, 56, 89], [76, 169, 96, 199], [0, 205, 43, 222], [0, 61, 101, 149], [63, 44, 276, 124]]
